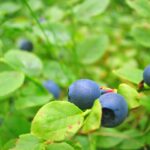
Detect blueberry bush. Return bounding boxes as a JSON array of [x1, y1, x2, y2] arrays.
[[0, 0, 150, 149]]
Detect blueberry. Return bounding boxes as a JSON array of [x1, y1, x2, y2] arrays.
[[143, 65, 150, 86], [99, 93, 128, 127], [19, 39, 33, 51], [43, 80, 61, 99], [68, 79, 101, 110]]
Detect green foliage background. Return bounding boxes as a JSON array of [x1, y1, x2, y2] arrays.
[[0, 0, 150, 149]]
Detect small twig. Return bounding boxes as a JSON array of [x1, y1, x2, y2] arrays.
[[137, 80, 150, 92], [138, 80, 144, 92]]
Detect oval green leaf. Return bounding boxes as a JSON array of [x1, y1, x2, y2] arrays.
[[15, 95, 53, 110], [126, 0, 150, 18], [95, 128, 124, 148], [77, 35, 109, 64], [113, 66, 143, 84], [0, 71, 25, 98], [74, 0, 110, 21], [31, 101, 84, 142], [0, 2, 20, 15], [131, 24, 150, 47], [4, 50, 43, 76]]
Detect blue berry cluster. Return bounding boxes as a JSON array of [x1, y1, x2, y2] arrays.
[[68, 79, 128, 127]]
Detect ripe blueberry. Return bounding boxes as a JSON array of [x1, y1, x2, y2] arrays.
[[43, 80, 61, 99], [99, 93, 128, 127], [68, 79, 101, 110], [19, 39, 33, 51], [143, 65, 150, 86]]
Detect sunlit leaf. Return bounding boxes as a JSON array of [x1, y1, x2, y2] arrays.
[[74, 0, 110, 21], [0, 71, 24, 98], [4, 50, 43, 76], [126, 0, 150, 17], [80, 100, 101, 134], [118, 84, 140, 109], [31, 101, 84, 141], [131, 24, 150, 47], [113, 67, 143, 84], [77, 35, 109, 64]]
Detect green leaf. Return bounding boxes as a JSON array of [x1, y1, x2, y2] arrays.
[[0, 113, 30, 145], [0, 2, 20, 15], [44, 6, 64, 22], [118, 129, 144, 149], [113, 66, 143, 84], [3, 114, 30, 136], [15, 95, 53, 109], [0, 59, 12, 71], [0, 71, 25, 98], [74, 0, 110, 21], [126, 0, 150, 17], [46, 142, 74, 150], [74, 136, 93, 150], [34, 23, 70, 46], [80, 100, 101, 134], [11, 134, 44, 150], [131, 24, 150, 47], [77, 35, 109, 64], [145, 132, 150, 144], [2, 139, 17, 150], [43, 61, 76, 87], [18, 81, 49, 96], [48, 24, 71, 46], [118, 84, 140, 109], [140, 96, 150, 112], [65, 140, 82, 150], [4, 50, 43, 76], [95, 128, 124, 148], [31, 101, 84, 142], [15, 81, 51, 109]]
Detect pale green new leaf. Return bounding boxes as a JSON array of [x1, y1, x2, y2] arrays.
[[80, 100, 101, 133]]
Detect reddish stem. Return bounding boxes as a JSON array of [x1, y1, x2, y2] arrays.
[[138, 80, 144, 92]]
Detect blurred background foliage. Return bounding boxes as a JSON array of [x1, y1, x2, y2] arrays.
[[0, 0, 150, 149]]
